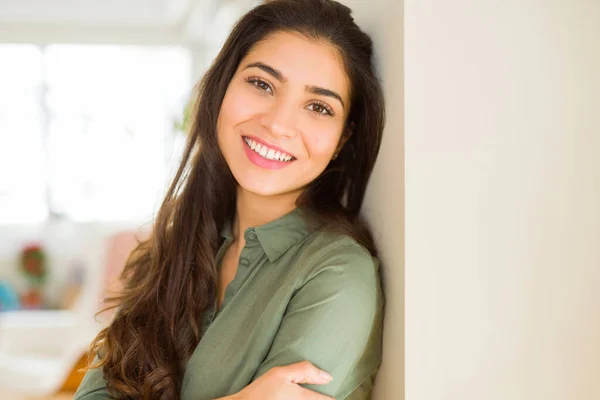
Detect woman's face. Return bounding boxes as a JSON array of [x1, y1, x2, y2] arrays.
[[217, 31, 351, 200]]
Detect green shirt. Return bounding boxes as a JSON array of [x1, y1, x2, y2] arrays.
[[74, 208, 384, 400]]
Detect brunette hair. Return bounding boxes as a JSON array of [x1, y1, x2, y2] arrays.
[[88, 0, 385, 398]]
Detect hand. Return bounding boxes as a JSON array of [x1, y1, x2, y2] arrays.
[[229, 361, 335, 400]]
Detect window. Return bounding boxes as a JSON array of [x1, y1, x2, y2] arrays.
[[0, 44, 192, 224]]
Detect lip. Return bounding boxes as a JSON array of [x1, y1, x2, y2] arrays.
[[242, 134, 295, 159], [241, 136, 296, 170]]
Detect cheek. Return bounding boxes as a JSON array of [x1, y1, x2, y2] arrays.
[[300, 122, 343, 160], [220, 84, 260, 128]]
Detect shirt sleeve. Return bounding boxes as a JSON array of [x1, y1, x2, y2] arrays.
[[252, 243, 384, 400], [73, 365, 113, 400]]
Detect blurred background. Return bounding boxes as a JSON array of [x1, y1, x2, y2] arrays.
[[0, 0, 261, 398]]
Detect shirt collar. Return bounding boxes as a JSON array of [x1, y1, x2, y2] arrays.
[[220, 207, 318, 263]]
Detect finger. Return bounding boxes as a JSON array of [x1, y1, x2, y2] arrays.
[[297, 386, 336, 400], [283, 361, 333, 385]]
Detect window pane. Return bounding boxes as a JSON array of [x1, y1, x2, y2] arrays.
[[0, 45, 47, 224], [45, 45, 192, 222]]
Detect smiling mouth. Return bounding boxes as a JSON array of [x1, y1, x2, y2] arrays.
[[243, 136, 296, 162]]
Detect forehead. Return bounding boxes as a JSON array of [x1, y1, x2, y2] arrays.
[[241, 31, 351, 102]]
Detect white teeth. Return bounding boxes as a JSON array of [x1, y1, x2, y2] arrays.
[[244, 137, 293, 162]]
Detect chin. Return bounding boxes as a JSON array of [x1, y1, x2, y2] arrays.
[[238, 182, 286, 198], [235, 174, 300, 198]]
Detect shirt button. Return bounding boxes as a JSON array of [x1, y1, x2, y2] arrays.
[[239, 258, 250, 267], [246, 230, 257, 241]]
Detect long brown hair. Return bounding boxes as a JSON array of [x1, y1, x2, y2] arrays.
[[89, 0, 385, 398]]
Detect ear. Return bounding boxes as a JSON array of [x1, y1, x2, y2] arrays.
[[332, 121, 354, 160]]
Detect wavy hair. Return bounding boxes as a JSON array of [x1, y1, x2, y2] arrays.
[[88, 0, 385, 398]]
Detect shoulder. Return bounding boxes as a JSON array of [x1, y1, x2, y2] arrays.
[[302, 229, 379, 272], [297, 230, 381, 301]]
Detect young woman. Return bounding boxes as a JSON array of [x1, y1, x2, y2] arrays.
[[74, 0, 385, 399]]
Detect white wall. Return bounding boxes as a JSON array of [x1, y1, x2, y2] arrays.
[[342, 0, 405, 399], [405, 1, 600, 400]]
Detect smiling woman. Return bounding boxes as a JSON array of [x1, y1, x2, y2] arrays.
[[218, 31, 352, 197], [74, 1, 386, 400]]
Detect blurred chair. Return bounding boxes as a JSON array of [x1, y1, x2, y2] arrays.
[[0, 229, 144, 396]]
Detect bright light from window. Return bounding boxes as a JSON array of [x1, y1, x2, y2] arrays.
[[0, 44, 192, 224], [0, 45, 46, 224]]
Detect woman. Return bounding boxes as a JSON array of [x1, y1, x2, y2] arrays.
[[75, 0, 385, 399]]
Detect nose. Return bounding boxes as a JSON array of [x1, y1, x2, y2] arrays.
[[259, 98, 298, 138]]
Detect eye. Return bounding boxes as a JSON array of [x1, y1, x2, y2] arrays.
[[245, 77, 273, 94], [307, 101, 334, 117]]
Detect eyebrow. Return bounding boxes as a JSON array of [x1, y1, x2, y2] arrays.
[[243, 61, 345, 109], [306, 85, 345, 109], [245, 62, 286, 82]]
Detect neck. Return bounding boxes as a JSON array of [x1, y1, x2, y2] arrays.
[[231, 188, 299, 246]]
